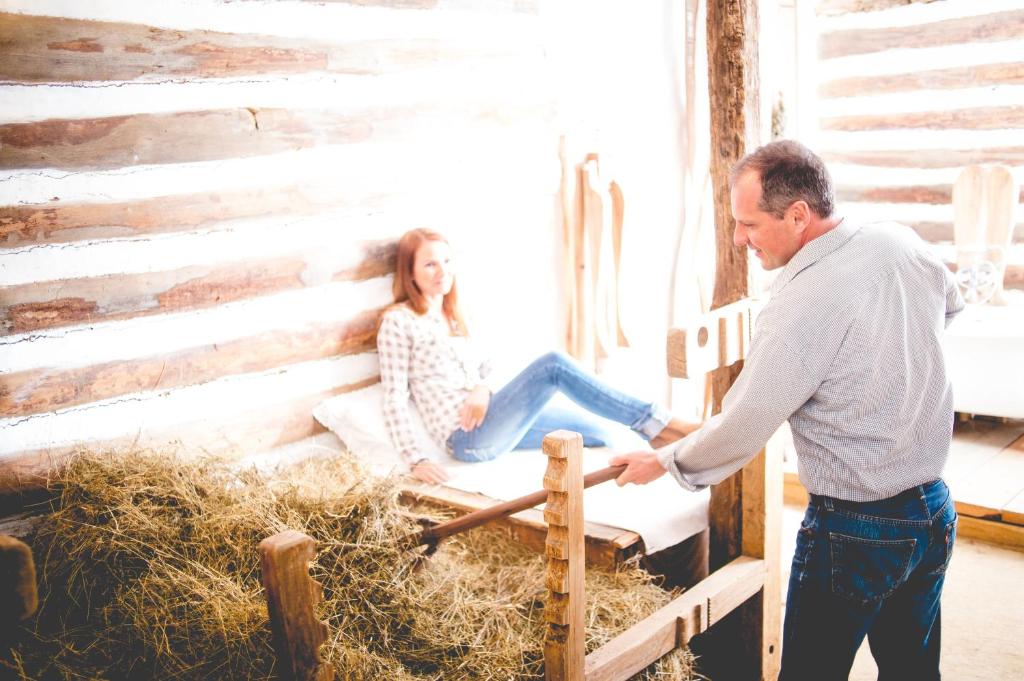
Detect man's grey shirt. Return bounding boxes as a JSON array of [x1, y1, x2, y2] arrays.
[[658, 220, 965, 501]]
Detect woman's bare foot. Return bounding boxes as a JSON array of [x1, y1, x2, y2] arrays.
[[649, 417, 700, 449]]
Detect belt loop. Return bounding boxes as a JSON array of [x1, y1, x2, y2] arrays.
[[822, 496, 835, 511]]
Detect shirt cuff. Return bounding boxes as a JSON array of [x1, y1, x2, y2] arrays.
[[655, 436, 708, 493]]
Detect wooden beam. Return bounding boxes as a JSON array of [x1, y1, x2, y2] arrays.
[[819, 62, 1024, 99], [815, 0, 939, 17], [822, 106, 1024, 132], [0, 12, 525, 83], [0, 186, 384, 249], [258, 530, 334, 681], [0, 308, 381, 417], [543, 431, 585, 681], [0, 108, 372, 171], [822, 147, 1024, 169], [583, 556, 765, 681], [1, 242, 394, 335], [819, 9, 1024, 60]]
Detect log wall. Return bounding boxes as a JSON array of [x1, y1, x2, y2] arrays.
[[814, 0, 1024, 286], [0, 0, 560, 473]]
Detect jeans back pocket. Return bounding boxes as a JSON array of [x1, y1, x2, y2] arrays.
[[829, 533, 917, 606]]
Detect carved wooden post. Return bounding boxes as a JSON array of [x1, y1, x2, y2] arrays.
[[258, 530, 334, 681], [543, 431, 585, 681]]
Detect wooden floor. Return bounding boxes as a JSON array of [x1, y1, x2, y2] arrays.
[[784, 416, 1024, 550]]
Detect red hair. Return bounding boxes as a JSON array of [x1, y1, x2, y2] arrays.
[[391, 228, 468, 336]]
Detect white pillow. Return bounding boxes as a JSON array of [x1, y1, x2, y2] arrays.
[[312, 383, 447, 473]]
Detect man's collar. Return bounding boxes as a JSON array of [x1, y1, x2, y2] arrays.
[[769, 218, 860, 296]]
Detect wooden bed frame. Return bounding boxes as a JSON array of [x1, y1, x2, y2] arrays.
[[259, 297, 782, 680]]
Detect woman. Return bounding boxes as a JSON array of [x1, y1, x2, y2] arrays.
[[377, 228, 696, 484]]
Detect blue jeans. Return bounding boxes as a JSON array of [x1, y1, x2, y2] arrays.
[[447, 351, 670, 462], [780, 479, 956, 681]]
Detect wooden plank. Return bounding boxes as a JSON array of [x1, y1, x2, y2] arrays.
[[258, 530, 334, 681], [543, 431, 584, 681], [822, 147, 1024, 168], [822, 106, 1024, 132], [819, 9, 1024, 60], [0, 108, 371, 171], [954, 435, 1024, 521], [0, 12, 525, 83], [0, 185, 372, 249], [815, 0, 938, 16], [0, 241, 394, 335], [956, 514, 1024, 552], [1003, 487, 1024, 527], [0, 307, 381, 417], [666, 299, 754, 379], [819, 62, 1024, 99], [583, 556, 765, 681]]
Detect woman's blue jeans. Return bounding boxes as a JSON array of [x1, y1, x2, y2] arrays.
[[447, 351, 670, 462], [780, 478, 957, 681]]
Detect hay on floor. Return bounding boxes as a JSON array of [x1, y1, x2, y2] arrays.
[[2, 450, 697, 680]]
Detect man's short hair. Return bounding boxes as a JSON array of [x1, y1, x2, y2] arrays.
[[730, 140, 835, 219]]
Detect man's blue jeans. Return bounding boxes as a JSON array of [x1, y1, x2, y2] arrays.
[[780, 478, 956, 681], [447, 351, 670, 462]]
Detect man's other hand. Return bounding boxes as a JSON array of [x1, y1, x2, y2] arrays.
[[608, 451, 667, 486]]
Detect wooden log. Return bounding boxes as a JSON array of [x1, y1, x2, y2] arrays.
[[819, 62, 1024, 99], [836, 184, 952, 205], [542, 431, 584, 681], [0, 535, 38, 630], [258, 530, 333, 681], [822, 147, 1024, 169], [0, 185, 374, 249], [0, 308, 381, 417], [1, 242, 395, 335], [822, 106, 1024, 132], [583, 556, 765, 681], [0, 12, 526, 83], [0, 108, 372, 171], [819, 9, 1024, 60], [815, 0, 938, 16], [0, 374, 379, 502]]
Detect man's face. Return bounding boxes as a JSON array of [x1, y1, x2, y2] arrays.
[[731, 171, 802, 271]]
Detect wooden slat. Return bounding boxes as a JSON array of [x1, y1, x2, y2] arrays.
[[822, 147, 1024, 168], [0, 185, 371, 249], [583, 557, 765, 681], [0, 108, 372, 171], [0, 241, 394, 335], [822, 106, 1024, 132], [819, 62, 1024, 99], [0, 12, 524, 83], [0, 308, 381, 417], [1003, 487, 1024, 527], [815, 0, 938, 17], [819, 9, 1024, 60]]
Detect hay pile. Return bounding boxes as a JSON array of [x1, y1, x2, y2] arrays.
[[2, 450, 696, 680]]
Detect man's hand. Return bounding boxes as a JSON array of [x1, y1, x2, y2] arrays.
[[411, 460, 450, 484], [459, 386, 490, 431], [608, 451, 667, 486]]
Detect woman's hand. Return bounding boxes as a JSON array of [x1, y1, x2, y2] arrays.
[[459, 385, 490, 431], [411, 459, 450, 484]]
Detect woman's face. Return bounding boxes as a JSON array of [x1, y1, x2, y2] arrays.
[[412, 239, 454, 299]]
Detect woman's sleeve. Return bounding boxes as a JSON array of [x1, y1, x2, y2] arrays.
[[377, 311, 432, 466]]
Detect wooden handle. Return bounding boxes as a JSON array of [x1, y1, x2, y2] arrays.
[[417, 464, 626, 547]]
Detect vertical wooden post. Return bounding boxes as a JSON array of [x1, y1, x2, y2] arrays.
[[543, 431, 585, 681], [258, 530, 334, 681]]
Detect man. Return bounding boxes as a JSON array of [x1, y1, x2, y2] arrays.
[[610, 140, 963, 680]]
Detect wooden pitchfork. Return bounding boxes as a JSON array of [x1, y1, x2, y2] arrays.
[[412, 464, 627, 556]]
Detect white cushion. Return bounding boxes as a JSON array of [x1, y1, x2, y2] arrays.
[[311, 383, 447, 474]]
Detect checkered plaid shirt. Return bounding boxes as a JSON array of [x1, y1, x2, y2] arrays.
[[377, 305, 493, 464], [659, 220, 965, 501]]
